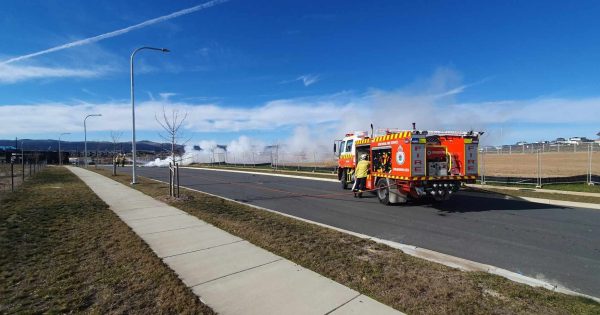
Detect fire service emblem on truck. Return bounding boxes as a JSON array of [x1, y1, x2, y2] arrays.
[[395, 145, 405, 165]]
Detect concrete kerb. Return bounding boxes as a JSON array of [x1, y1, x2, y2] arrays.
[[143, 176, 600, 303], [465, 186, 600, 210], [468, 183, 600, 197]]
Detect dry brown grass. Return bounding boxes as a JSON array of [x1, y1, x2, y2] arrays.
[[0, 167, 214, 314], [480, 152, 600, 177], [94, 168, 600, 315]]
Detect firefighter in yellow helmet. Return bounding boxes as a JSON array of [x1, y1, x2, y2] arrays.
[[353, 153, 370, 198]]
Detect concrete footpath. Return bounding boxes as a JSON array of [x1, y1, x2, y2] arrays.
[[67, 167, 401, 315]]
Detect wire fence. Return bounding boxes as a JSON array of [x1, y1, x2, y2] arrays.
[[0, 159, 48, 193], [481, 142, 600, 154], [479, 143, 599, 186], [80, 142, 600, 187]]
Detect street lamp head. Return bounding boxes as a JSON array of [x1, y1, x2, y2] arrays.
[[161, 48, 170, 53]]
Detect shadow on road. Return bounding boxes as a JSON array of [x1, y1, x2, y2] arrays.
[[423, 191, 566, 213]]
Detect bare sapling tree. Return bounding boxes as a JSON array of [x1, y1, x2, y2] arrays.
[[155, 106, 190, 165], [110, 130, 123, 156]]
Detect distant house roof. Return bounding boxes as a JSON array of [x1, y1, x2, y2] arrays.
[[0, 145, 16, 151]]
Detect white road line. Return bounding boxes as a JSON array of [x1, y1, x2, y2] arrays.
[[180, 166, 339, 182]]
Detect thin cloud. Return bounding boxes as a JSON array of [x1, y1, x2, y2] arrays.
[[0, 64, 102, 83], [1, 69, 597, 145], [159, 92, 178, 100], [0, 0, 229, 65], [297, 74, 320, 86]]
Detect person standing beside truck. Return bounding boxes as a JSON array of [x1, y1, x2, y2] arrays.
[[354, 153, 370, 198]]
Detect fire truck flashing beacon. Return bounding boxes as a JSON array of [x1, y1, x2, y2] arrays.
[[334, 124, 480, 205]]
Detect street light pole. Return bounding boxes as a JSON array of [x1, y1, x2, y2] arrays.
[[130, 46, 170, 184], [58, 132, 71, 166], [84, 114, 102, 167]]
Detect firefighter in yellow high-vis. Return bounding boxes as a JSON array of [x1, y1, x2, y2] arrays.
[[354, 153, 370, 198]]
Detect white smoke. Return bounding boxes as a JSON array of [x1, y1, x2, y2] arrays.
[[145, 144, 210, 167], [143, 136, 261, 167]]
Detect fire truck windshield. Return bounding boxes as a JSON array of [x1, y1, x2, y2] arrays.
[[344, 140, 354, 153]]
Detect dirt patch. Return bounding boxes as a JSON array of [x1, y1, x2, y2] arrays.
[[480, 151, 600, 177], [92, 168, 600, 315], [0, 167, 213, 314], [156, 194, 195, 203]]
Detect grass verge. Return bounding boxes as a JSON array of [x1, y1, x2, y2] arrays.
[[0, 167, 214, 314], [528, 183, 600, 194], [467, 186, 600, 204], [93, 168, 599, 315], [475, 181, 600, 194]]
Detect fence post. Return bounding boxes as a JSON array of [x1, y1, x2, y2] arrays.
[[176, 163, 180, 198], [169, 162, 173, 197], [480, 150, 486, 185], [313, 152, 317, 172], [535, 149, 542, 188], [11, 162, 14, 192], [589, 143, 594, 186]]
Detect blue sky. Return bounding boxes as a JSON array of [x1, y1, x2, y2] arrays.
[[1, 0, 599, 148]]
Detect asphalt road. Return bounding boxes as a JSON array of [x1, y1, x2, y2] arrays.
[[117, 166, 600, 297]]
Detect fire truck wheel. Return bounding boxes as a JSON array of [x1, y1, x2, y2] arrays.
[[340, 169, 349, 189], [376, 179, 391, 205]]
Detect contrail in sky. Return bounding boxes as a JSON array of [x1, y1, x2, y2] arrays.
[[0, 0, 229, 65]]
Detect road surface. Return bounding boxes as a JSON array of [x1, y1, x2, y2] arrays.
[[114, 166, 600, 297]]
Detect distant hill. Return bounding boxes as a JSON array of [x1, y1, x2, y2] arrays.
[[0, 139, 183, 153]]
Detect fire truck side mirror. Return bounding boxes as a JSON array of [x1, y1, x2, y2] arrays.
[[333, 143, 337, 153]]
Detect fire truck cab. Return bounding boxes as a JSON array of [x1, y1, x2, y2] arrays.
[[335, 127, 480, 205], [334, 131, 369, 189]]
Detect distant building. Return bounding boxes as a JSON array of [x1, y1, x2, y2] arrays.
[[566, 137, 593, 144], [554, 137, 567, 144]]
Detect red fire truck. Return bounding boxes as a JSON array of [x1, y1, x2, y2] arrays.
[[334, 127, 479, 205]]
